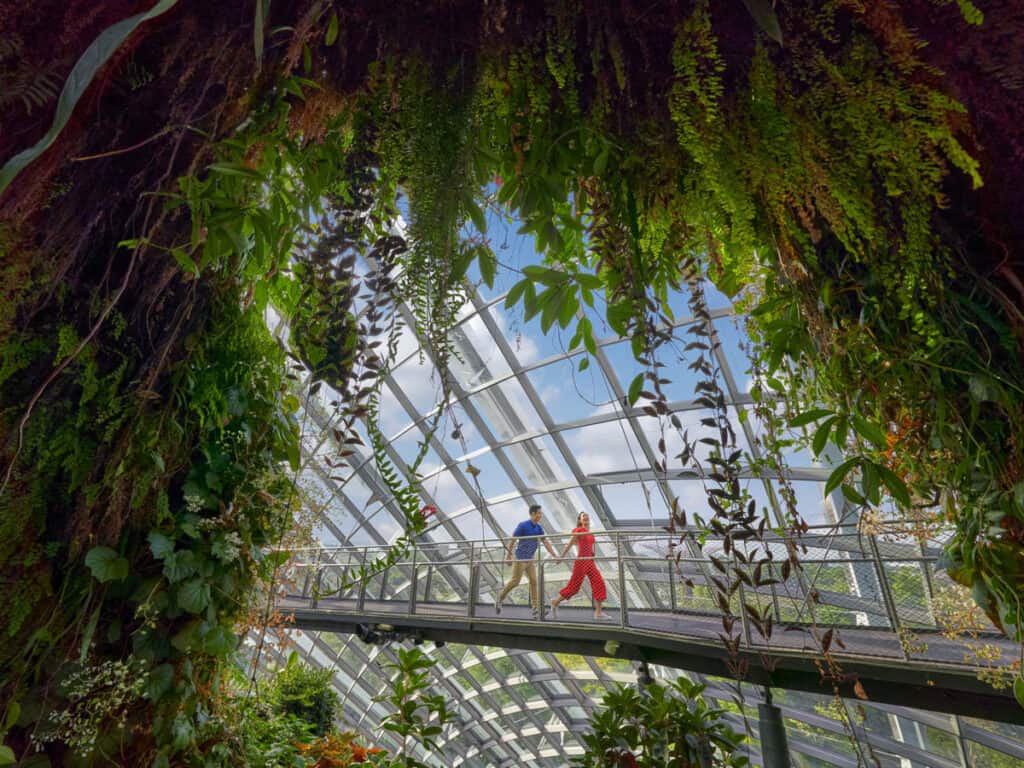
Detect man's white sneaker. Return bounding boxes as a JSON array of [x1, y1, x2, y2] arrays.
[[494, 599, 502, 615]]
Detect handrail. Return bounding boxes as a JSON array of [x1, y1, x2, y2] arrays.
[[272, 522, 1016, 667], [275, 523, 954, 553]]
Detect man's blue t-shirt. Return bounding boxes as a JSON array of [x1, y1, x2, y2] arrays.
[[513, 520, 545, 559]]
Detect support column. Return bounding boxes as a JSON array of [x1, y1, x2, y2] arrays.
[[758, 688, 792, 768]]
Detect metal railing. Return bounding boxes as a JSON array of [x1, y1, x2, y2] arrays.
[[276, 526, 1008, 667]]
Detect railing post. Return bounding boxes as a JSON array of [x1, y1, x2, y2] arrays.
[[409, 546, 418, 616], [617, 531, 628, 628], [736, 581, 753, 647], [357, 547, 369, 613], [378, 560, 389, 601], [467, 542, 477, 618], [310, 549, 322, 609], [538, 538, 546, 621], [867, 535, 909, 660], [668, 548, 677, 614]]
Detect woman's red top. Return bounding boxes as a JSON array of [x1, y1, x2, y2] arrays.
[[573, 526, 595, 558]]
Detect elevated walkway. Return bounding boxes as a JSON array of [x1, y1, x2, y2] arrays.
[[278, 527, 1022, 724]]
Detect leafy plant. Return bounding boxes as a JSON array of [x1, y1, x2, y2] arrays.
[[267, 662, 341, 739], [575, 677, 749, 768], [374, 647, 454, 768]]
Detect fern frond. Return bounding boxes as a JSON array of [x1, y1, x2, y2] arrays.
[[0, 67, 61, 115]]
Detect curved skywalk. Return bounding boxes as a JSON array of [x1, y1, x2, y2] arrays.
[[277, 528, 1020, 724], [272, 214, 1024, 767]]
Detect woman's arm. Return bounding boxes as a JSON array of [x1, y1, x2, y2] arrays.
[[558, 533, 577, 559]]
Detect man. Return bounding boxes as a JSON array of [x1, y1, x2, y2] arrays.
[[495, 503, 558, 617]]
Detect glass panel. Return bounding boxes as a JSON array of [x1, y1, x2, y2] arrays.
[[470, 377, 546, 439], [596, 481, 669, 524], [448, 306, 513, 389], [525, 356, 615, 424]]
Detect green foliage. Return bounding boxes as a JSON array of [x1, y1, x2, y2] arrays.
[[267, 662, 340, 739], [575, 677, 749, 767], [375, 647, 454, 767]]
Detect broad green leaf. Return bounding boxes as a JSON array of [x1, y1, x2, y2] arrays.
[[170, 619, 204, 652], [0, 0, 181, 195], [147, 663, 175, 701], [824, 458, 859, 497], [832, 416, 850, 450], [466, 198, 487, 234], [504, 278, 529, 309], [790, 408, 833, 428], [558, 292, 579, 328], [207, 162, 263, 180], [1014, 676, 1024, 709], [148, 532, 175, 561], [478, 246, 497, 288], [876, 464, 911, 507], [85, 546, 129, 583], [202, 625, 237, 655], [862, 461, 881, 505], [522, 282, 540, 321], [522, 265, 567, 286], [177, 578, 211, 614], [607, 301, 632, 336], [852, 414, 887, 450], [578, 357, 590, 372], [811, 416, 837, 456], [163, 550, 198, 583], [264, 549, 291, 569], [582, 318, 597, 355], [3, 702, 19, 731], [540, 287, 563, 333], [171, 714, 194, 751], [325, 11, 339, 46], [627, 373, 644, 407], [841, 484, 867, 506], [0, 745, 14, 766]]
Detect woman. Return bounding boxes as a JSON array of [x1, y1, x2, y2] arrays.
[[550, 511, 612, 620]]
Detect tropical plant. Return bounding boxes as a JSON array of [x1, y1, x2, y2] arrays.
[[373, 647, 455, 768], [575, 677, 749, 768]]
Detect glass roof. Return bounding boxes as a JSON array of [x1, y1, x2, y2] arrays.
[[269, 212, 1024, 767]]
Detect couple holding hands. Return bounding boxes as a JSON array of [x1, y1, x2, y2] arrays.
[[494, 503, 612, 620]]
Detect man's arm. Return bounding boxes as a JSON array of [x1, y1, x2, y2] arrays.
[[542, 536, 558, 558], [506, 523, 522, 561]]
